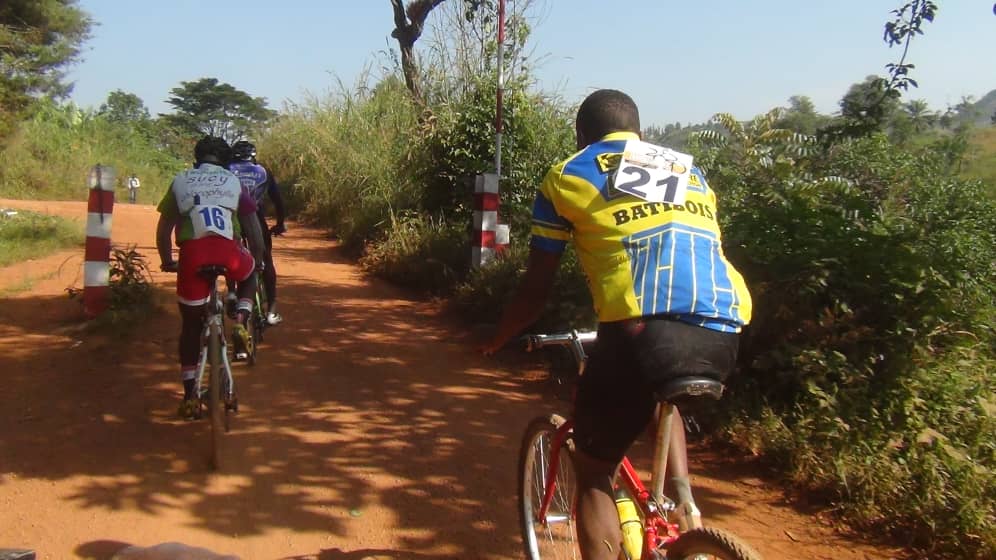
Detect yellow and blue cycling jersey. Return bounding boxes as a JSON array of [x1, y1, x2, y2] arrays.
[[531, 132, 752, 332]]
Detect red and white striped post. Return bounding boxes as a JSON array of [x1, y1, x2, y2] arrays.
[[472, 173, 509, 268], [84, 164, 115, 318]]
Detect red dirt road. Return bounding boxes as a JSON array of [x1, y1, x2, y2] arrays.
[[0, 200, 908, 559]]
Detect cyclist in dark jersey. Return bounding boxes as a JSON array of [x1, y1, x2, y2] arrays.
[[229, 140, 287, 325]]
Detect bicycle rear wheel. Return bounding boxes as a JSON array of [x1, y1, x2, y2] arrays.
[[207, 322, 223, 470], [519, 414, 580, 560], [663, 527, 763, 560]]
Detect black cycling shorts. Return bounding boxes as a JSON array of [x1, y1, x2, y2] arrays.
[[572, 316, 739, 463]]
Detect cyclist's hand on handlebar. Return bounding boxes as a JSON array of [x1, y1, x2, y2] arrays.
[[270, 222, 286, 236], [160, 261, 179, 273]]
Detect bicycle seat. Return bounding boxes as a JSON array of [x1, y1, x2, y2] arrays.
[[654, 376, 725, 402], [197, 265, 228, 281]]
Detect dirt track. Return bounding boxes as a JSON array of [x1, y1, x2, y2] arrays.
[[0, 199, 908, 559]]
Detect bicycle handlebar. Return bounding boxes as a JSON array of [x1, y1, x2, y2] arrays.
[[523, 330, 597, 352]]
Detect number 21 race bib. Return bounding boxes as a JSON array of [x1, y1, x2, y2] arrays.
[[611, 140, 694, 205]]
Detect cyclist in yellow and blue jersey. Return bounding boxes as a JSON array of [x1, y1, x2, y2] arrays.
[[531, 134, 751, 330], [483, 89, 751, 560]]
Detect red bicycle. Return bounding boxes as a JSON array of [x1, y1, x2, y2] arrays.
[[517, 330, 762, 560]]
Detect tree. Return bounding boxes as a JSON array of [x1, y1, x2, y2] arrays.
[[839, 75, 903, 131], [819, 1, 937, 142], [777, 95, 829, 135], [160, 78, 275, 143], [0, 0, 92, 137], [98, 90, 149, 123], [390, 0, 447, 102], [903, 98, 937, 133]]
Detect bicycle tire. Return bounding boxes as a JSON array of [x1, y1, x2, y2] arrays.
[[519, 414, 580, 560], [663, 527, 763, 560], [247, 313, 261, 366], [207, 320, 223, 470]]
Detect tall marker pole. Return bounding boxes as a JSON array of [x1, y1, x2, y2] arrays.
[[84, 164, 115, 318], [472, 0, 509, 269]]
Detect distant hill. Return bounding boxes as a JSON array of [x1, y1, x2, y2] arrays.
[[954, 88, 996, 126]]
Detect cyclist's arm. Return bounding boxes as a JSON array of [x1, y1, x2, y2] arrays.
[[237, 188, 265, 263], [263, 165, 286, 226], [155, 189, 179, 267], [240, 211, 265, 264], [156, 214, 177, 267], [481, 246, 561, 355]]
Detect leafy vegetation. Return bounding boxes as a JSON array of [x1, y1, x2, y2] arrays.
[[0, 209, 81, 267], [0, 0, 92, 141], [0, 99, 185, 203]]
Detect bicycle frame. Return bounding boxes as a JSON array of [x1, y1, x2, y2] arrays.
[[194, 283, 235, 404], [536, 414, 681, 556], [529, 330, 682, 556]]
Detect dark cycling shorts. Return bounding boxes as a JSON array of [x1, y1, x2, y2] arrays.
[[572, 317, 739, 463]]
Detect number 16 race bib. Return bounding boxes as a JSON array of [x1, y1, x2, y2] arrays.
[[611, 140, 694, 205], [191, 204, 234, 240]]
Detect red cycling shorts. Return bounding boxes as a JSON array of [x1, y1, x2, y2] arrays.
[[176, 235, 255, 306]]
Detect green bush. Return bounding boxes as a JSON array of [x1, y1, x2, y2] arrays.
[[696, 127, 996, 558], [66, 245, 158, 329]]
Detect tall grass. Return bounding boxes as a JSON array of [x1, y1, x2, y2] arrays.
[[0, 100, 185, 204], [0, 210, 82, 267], [261, 76, 421, 254]]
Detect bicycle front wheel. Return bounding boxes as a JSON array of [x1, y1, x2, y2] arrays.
[[664, 527, 763, 560], [519, 414, 580, 560]]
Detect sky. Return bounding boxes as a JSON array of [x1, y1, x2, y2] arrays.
[[67, 1, 996, 128]]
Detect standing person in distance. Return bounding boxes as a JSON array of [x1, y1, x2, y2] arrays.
[[127, 173, 141, 204], [156, 136, 266, 418], [228, 140, 287, 326], [481, 89, 752, 560]]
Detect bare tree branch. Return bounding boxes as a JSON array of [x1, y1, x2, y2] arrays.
[[390, 0, 447, 102]]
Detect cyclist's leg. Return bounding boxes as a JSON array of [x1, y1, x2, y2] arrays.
[[573, 321, 658, 560], [177, 303, 205, 400], [176, 241, 213, 415], [637, 318, 739, 526], [226, 239, 257, 356], [258, 213, 280, 322], [573, 451, 623, 560], [227, 240, 256, 317]]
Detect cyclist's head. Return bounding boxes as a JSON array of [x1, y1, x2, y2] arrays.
[[575, 89, 640, 149], [232, 140, 257, 162], [194, 136, 232, 166]]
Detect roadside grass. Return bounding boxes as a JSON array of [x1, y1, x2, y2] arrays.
[[0, 210, 82, 267]]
